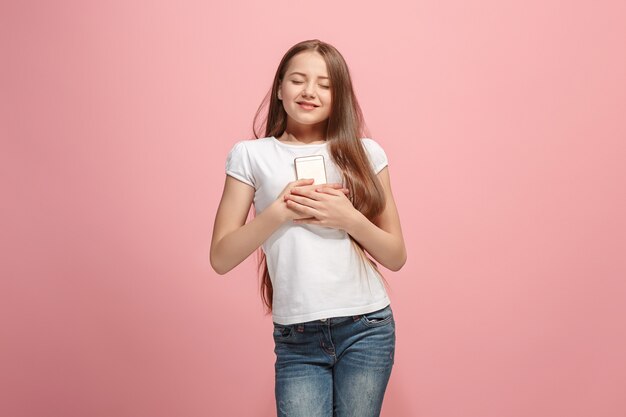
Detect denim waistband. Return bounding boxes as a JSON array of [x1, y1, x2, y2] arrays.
[[275, 305, 391, 329]]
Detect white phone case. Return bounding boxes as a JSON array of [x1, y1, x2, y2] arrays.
[[294, 155, 327, 185]]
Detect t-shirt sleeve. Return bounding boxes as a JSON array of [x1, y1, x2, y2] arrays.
[[362, 138, 389, 174], [225, 141, 255, 188]]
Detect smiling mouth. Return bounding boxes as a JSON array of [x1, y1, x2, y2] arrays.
[[298, 102, 318, 110]]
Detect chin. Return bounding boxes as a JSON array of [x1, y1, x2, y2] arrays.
[[288, 115, 326, 125]]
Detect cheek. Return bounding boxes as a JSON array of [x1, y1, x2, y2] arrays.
[[281, 85, 299, 100], [322, 92, 332, 106], [321, 98, 332, 114]]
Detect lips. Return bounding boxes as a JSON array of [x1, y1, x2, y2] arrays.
[[298, 101, 319, 110]]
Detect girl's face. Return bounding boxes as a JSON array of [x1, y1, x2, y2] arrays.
[[278, 51, 332, 128]]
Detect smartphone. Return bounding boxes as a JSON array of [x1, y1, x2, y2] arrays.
[[294, 155, 327, 185]]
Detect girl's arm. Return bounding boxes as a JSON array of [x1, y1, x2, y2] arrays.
[[286, 166, 407, 271], [210, 176, 284, 275], [344, 166, 407, 271], [210, 177, 348, 274]]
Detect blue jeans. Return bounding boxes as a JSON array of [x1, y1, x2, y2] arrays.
[[273, 304, 396, 417]]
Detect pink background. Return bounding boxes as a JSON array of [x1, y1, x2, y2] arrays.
[[1, 1, 625, 416]]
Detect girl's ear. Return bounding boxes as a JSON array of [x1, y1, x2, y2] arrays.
[[277, 86, 282, 100]]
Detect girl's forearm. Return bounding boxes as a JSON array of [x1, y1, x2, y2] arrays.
[[211, 202, 285, 275], [346, 211, 407, 271]]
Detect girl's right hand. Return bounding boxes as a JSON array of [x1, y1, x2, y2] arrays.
[[274, 179, 349, 222]]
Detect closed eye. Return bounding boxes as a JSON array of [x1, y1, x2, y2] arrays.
[[291, 81, 330, 89]]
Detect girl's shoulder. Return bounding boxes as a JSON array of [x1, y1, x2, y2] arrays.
[[359, 137, 389, 174], [226, 136, 275, 159], [360, 136, 384, 148], [229, 136, 274, 150], [225, 137, 275, 188], [360, 137, 387, 158]]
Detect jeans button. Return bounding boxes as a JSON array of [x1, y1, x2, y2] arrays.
[[320, 318, 327, 322]]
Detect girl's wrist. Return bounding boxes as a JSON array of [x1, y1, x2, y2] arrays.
[[269, 199, 289, 224], [345, 208, 367, 236]]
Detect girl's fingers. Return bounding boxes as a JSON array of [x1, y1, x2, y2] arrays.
[[291, 183, 345, 194], [293, 182, 340, 190], [293, 218, 321, 225], [296, 178, 315, 184], [290, 186, 320, 199], [285, 199, 306, 212], [325, 184, 349, 194], [285, 194, 321, 209], [314, 187, 343, 196], [288, 179, 314, 191], [286, 199, 319, 218]]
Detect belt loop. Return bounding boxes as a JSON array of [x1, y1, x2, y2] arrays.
[[297, 323, 305, 332]]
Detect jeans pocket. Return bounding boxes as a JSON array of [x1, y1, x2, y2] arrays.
[[273, 324, 294, 340], [360, 305, 394, 328]]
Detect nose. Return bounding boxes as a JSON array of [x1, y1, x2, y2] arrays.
[[302, 82, 316, 98]]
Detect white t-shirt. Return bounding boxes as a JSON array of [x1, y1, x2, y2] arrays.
[[225, 135, 391, 325]]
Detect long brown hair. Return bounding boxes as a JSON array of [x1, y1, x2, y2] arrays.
[[251, 39, 388, 313]]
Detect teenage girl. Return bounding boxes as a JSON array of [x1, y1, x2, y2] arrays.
[[210, 39, 406, 417]]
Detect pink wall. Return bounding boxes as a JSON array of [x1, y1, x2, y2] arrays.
[[1, 1, 625, 416]]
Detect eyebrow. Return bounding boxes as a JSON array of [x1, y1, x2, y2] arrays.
[[288, 71, 329, 79]]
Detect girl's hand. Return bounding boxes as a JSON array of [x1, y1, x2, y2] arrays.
[[274, 179, 349, 222], [284, 185, 357, 230]]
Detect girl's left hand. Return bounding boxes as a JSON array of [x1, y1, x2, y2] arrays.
[[284, 185, 359, 231]]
